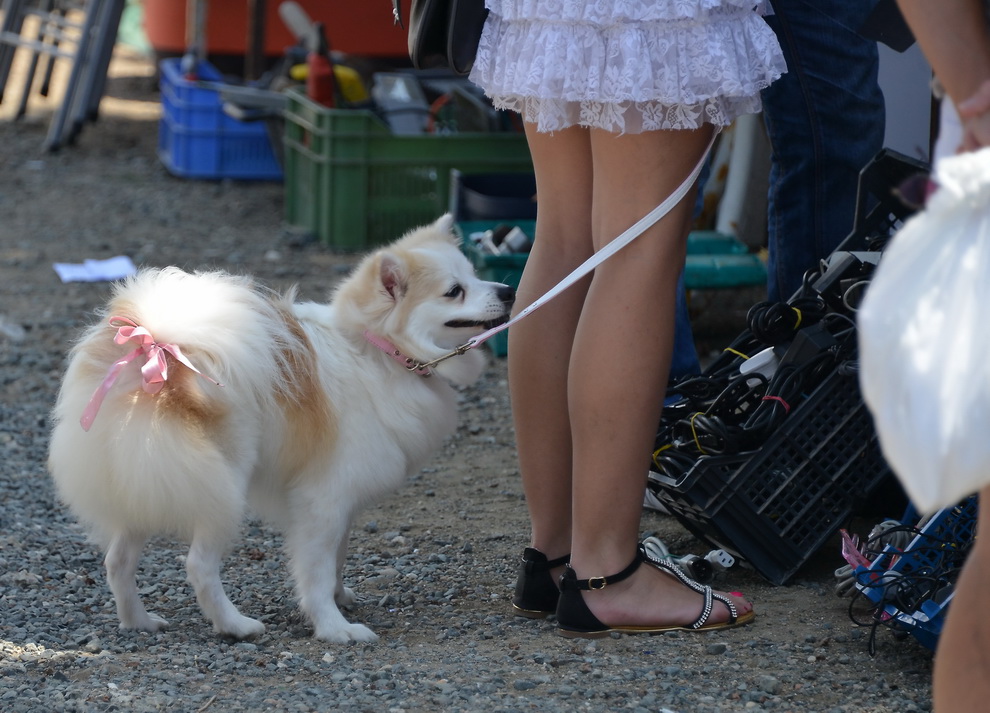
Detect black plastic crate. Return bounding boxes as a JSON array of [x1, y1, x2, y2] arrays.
[[650, 367, 892, 585], [450, 170, 538, 221], [841, 147, 928, 253]]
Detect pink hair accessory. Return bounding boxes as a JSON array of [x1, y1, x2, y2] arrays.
[[79, 316, 222, 431]]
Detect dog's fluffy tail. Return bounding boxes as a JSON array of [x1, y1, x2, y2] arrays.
[[96, 268, 302, 402], [48, 268, 309, 542]]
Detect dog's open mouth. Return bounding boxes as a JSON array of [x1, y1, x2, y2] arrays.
[[444, 314, 510, 330]]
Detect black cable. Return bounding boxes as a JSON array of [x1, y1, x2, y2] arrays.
[[655, 278, 869, 475], [747, 296, 828, 346], [659, 324, 845, 461], [689, 330, 766, 380]]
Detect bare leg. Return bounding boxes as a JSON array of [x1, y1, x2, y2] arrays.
[[933, 486, 990, 712], [567, 126, 751, 627], [105, 533, 168, 632], [509, 124, 594, 565]]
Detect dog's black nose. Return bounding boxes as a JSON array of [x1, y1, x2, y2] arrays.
[[498, 284, 516, 309]]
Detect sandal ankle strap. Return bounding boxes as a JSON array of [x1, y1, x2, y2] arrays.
[[521, 548, 570, 573], [560, 548, 643, 592]]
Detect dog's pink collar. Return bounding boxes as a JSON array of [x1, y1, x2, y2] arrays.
[[79, 316, 223, 431], [363, 330, 433, 377]]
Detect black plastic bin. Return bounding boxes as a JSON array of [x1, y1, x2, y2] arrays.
[[650, 368, 892, 585], [450, 170, 538, 221]]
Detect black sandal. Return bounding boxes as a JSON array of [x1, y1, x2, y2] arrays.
[[511, 548, 570, 618], [556, 544, 754, 638]]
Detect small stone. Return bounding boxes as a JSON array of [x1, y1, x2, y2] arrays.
[[757, 675, 781, 695]]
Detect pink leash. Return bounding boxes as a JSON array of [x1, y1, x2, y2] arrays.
[[80, 317, 223, 431]]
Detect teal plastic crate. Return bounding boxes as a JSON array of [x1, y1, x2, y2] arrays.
[[158, 59, 282, 181], [684, 231, 767, 289], [459, 221, 533, 357], [283, 88, 533, 252], [458, 224, 766, 356]]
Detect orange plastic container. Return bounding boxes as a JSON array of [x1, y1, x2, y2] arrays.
[[142, 0, 409, 58]]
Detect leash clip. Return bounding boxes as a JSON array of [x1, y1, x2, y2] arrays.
[[406, 339, 476, 374]]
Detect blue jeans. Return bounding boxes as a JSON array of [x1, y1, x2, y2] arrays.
[[670, 273, 701, 382], [669, 162, 708, 383], [669, 0, 886, 382], [761, 0, 886, 302]]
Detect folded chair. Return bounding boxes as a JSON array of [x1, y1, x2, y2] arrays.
[[0, 0, 125, 150]]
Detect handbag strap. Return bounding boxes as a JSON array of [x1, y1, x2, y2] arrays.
[[466, 129, 718, 349]]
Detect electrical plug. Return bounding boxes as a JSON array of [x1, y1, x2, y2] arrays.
[[705, 549, 735, 571], [644, 537, 735, 584], [676, 555, 714, 584]]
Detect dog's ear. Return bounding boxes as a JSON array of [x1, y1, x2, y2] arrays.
[[433, 213, 459, 243], [379, 252, 406, 299]]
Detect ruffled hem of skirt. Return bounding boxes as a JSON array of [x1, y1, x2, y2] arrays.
[[470, 8, 785, 132], [485, 0, 772, 24], [489, 95, 768, 133]]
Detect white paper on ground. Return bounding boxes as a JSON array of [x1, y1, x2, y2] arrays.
[[53, 256, 137, 283]]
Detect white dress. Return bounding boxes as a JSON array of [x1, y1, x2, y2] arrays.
[[470, 0, 787, 134]]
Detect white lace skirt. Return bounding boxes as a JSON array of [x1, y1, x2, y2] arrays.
[[470, 0, 787, 133]]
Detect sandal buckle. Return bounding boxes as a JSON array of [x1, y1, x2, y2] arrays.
[[587, 576, 607, 590]]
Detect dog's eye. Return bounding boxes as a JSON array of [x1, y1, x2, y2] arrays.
[[444, 284, 464, 299]]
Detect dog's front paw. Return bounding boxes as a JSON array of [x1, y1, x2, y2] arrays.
[[215, 614, 266, 640], [120, 612, 169, 633], [315, 623, 378, 643], [335, 586, 357, 606]]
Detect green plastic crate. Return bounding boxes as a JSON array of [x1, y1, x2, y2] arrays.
[[282, 87, 533, 252]]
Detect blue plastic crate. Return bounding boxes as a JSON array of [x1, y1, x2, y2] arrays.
[[853, 495, 977, 650], [158, 59, 282, 181]]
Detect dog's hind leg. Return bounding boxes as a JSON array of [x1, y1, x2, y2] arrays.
[[286, 506, 377, 643], [105, 533, 168, 632], [334, 524, 357, 607], [185, 531, 265, 640]]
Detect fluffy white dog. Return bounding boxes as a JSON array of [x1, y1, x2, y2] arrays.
[[48, 215, 514, 642]]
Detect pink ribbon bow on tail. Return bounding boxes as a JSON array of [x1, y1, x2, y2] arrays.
[[80, 316, 223, 431]]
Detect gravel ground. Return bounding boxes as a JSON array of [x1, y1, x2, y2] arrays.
[[0, 44, 936, 712]]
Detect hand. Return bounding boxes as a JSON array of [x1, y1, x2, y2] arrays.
[[957, 80, 990, 152]]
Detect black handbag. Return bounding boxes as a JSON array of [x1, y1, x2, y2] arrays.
[[393, 0, 488, 76]]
